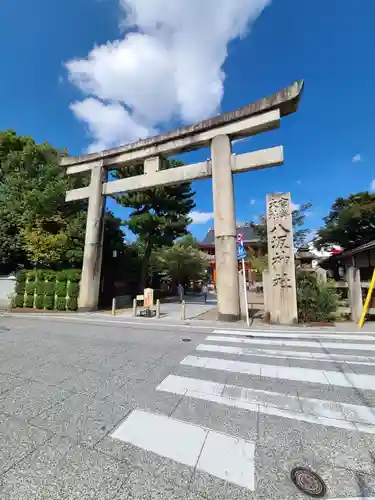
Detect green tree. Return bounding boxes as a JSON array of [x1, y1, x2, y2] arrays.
[[316, 192, 375, 250], [255, 202, 312, 248], [156, 243, 207, 286], [0, 130, 87, 271], [177, 233, 200, 249], [0, 130, 124, 271], [113, 159, 195, 288]]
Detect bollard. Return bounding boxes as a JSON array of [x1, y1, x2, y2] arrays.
[[181, 300, 186, 320], [111, 297, 116, 316], [132, 298, 137, 317], [156, 299, 160, 319]]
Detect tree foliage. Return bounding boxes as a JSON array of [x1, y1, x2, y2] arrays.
[[156, 242, 207, 286], [256, 202, 312, 248], [0, 130, 124, 272], [316, 192, 375, 250], [113, 159, 195, 288]]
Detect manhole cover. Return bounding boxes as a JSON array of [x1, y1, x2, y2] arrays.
[[182, 338, 192, 342], [291, 468, 327, 498]]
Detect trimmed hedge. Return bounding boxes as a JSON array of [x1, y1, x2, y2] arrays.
[[35, 296, 44, 309], [25, 295, 35, 308], [14, 295, 24, 308], [13, 269, 81, 311]]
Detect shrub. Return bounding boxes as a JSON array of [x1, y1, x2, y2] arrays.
[[35, 280, 45, 295], [26, 270, 37, 282], [55, 281, 67, 298], [64, 269, 81, 283], [25, 281, 36, 295], [44, 281, 55, 296], [35, 295, 44, 309], [44, 270, 57, 282], [44, 295, 54, 310], [297, 272, 339, 323], [67, 297, 78, 310], [15, 281, 26, 295], [16, 270, 27, 282], [25, 295, 35, 308], [55, 297, 67, 311], [14, 294, 24, 308], [67, 282, 79, 298]]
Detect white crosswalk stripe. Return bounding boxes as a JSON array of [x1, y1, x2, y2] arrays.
[[205, 335, 375, 351], [212, 329, 375, 341], [112, 327, 375, 493], [196, 343, 375, 365]]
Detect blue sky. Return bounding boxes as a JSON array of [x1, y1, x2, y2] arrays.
[[1, 0, 374, 242]]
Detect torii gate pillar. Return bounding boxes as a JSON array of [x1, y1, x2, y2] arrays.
[[211, 135, 239, 321]]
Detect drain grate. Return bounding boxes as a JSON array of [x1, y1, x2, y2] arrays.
[[291, 467, 327, 498], [182, 338, 192, 342]]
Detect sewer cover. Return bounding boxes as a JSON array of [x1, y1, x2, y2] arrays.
[[290, 467, 327, 498]]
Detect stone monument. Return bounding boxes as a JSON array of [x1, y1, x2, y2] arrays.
[[266, 192, 298, 324]]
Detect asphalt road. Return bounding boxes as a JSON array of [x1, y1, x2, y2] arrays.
[[0, 316, 375, 499]]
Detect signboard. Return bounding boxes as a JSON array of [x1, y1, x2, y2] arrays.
[[236, 232, 244, 244], [136, 295, 144, 301], [143, 288, 154, 309], [236, 243, 247, 261]]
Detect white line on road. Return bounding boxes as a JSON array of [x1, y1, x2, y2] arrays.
[[213, 329, 375, 341], [181, 355, 375, 390], [205, 336, 375, 351], [111, 409, 255, 490], [157, 375, 375, 433], [196, 344, 375, 365]]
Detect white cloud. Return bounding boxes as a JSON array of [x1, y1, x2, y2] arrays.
[[291, 201, 300, 211], [190, 211, 214, 224], [352, 153, 362, 163], [296, 180, 302, 185], [70, 98, 155, 153], [249, 199, 256, 205], [370, 179, 375, 192], [66, 0, 271, 151]]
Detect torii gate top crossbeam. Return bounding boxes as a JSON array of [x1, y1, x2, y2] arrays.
[[61, 80, 303, 171]]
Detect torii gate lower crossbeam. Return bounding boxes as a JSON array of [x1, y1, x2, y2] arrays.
[[62, 80, 303, 322]]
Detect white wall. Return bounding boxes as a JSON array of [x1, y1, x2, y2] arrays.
[[0, 275, 16, 309]]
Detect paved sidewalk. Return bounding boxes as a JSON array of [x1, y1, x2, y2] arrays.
[[1, 316, 375, 498]]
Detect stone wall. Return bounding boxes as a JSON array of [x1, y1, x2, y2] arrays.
[[0, 274, 16, 310]]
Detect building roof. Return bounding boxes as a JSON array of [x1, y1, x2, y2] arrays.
[[201, 223, 261, 246], [319, 240, 375, 268]]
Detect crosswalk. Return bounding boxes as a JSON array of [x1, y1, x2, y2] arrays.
[[111, 327, 375, 494]]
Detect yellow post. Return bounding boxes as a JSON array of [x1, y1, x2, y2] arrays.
[[358, 268, 375, 328]]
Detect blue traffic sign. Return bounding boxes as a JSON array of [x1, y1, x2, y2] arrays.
[[236, 243, 247, 261]]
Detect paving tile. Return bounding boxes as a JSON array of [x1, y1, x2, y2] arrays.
[[0, 372, 28, 396], [57, 368, 125, 399], [189, 468, 258, 500], [0, 380, 72, 420], [30, 392, 131, 445], [0, 437, 127, 500], [113, 447, 194, 500], [0, 355, 47, 377], [0, 415, 52, 474], [171, 395, 259, 442], [0, 435, 75, 500], [21, 362, 86, 386]]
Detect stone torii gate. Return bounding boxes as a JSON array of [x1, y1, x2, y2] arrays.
[[62, 80, 304, 322]]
